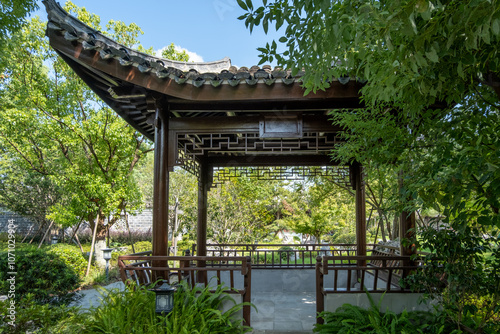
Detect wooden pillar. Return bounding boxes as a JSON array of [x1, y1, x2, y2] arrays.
[[352, 162, 366, 261], [400, 210, 416, 268], [399, 172, 416, 257], [197, 159, 210, 283], [152, 105, 169, 258]]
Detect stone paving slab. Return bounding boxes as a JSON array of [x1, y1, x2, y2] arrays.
[[70, 281, 125, 310], [251, 292, 316, 333]]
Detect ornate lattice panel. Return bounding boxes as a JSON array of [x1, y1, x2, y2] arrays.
[[212, 166, 351, 188], [176, 150, 200, 179], [176, 132, 340, 158], [174, 131, 347, 184]]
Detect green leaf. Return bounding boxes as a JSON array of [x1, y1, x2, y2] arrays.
[[492, 18, 500, 36], [414, 52, 428, 67], [409, 12, 418, 34], [425, 47, 439, 63], [245, 0, 254, 11], [457, 61, 464, 78], [279, 36, 288, 43], [236, 0, 247, 11]]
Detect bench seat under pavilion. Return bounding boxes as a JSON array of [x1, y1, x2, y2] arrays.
[[42, 0, 416, 275]]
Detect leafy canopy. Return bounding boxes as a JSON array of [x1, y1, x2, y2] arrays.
[[0, 2, 190, 236], [239, 0, 500, 105]]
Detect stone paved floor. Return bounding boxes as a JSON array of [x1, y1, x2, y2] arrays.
[[250, 292, 316, 333]]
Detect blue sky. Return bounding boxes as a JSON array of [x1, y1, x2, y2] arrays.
[[34, 0, 282, 68]]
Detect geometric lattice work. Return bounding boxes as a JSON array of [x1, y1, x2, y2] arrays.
[[177, 132, 341, 158], [212, 166, 351, 188]]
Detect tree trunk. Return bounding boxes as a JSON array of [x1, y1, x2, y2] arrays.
[[379, 219, 386, 242], [29, 220, 46, 244], [22, 224, 36, 243], [74, 232, 84, 253], [386, 216, 393, 240], [38, 220, 54, 248], [392, 215, 400, 240], [94, 213, 109, 267], [86, 216, 98, 277], [124, 209, 135, 254]]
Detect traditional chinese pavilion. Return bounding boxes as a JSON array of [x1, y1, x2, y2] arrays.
[[42, 0, 415, 262]]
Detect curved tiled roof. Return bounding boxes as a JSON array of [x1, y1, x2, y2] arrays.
[[43, 0, 364, 149], [43, 0, 361, 89]]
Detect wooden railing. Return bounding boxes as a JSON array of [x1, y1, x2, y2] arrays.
[[315, 254, 421, 324], [193, 243, 360, 269], [117, 252, 252, 325]]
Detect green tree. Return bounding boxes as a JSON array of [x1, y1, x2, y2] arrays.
[[161, 43, 190, 62], [239, 0, 500, 102], [283, 179, 355, 243], [0, 0, 37, 36], [0, 151, 62, 242], [0, 12, 148, 240], [0, 2, 190, 245], [205, 173, 292, 245]]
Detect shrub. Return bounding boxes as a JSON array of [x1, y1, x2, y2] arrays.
[[251, 253, 275, 264], [278, 246, 294, 261], [82, 281, 252, 333], [176, 238, 195, 254], [133, 240, 152, 253], [332, 231, 356, 244], [0, 247, 80, 304], [0, 294, 83, 334], [405, 226, 500, 333], [47, 244, 87, 278], [109, 230, 152, 246]]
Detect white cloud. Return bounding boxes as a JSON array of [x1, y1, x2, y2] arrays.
[[155, 45, 204, 63]]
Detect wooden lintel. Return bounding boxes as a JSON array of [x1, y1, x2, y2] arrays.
[[169, 115, 343, 133], [206, 155, 340, 167]]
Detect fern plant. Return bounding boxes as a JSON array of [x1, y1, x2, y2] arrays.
[[314, 291, 456, 334], [81, 281, 252, 334]]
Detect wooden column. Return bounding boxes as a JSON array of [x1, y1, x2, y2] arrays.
[[352, 162, 366, 261], [400, 211, 416, 262], [152, 105, 169, 258], [399, 172, 416, 257], [197, 159, 210, 283]]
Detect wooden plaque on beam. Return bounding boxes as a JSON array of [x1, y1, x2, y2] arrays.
[[259, 114, 302, 138]]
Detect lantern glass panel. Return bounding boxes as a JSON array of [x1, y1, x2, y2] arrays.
[[152, 281, 175, 314], [102, 248, 113, 260]]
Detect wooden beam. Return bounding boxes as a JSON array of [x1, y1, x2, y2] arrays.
[[152, 104, 170, 260], [168, 98, 363, 112]]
